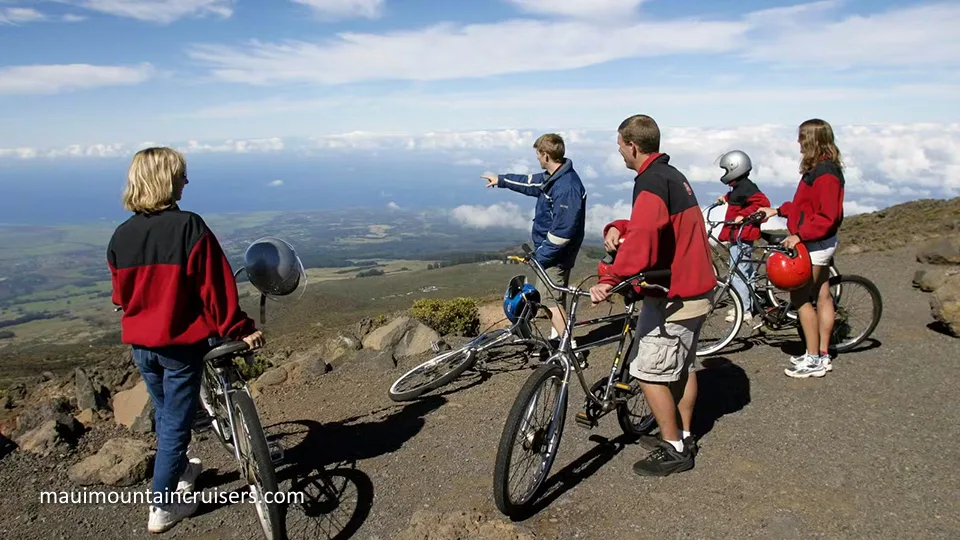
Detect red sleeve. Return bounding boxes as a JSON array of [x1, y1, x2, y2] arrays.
[[187, 231, 257, 340], [777, 200, 793, 218], [741, 191, 770, 216], [603, 219, 629, 238], [798, 174, 842, 241], [599, 192, 669, 285]]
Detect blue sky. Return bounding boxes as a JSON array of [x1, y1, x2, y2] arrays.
[[0, 0, 958, 227]]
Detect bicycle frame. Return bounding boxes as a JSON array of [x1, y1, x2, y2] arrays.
[[203, 357, 249, 463], [507, 247, 667, 427]]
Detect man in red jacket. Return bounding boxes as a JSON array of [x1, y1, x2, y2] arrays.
[[589, 114, 716, 477], [714, 150, 771, 324]]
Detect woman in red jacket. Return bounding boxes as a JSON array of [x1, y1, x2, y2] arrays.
[[107, 147, 264, 533], [759, 119, 845, 379]]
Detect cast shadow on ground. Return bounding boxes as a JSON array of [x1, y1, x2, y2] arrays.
[[777, 337, 882, 357], [193, 396, 443, 539], [510, 357, 751, 521]]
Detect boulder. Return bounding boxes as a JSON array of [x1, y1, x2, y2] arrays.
[[112, 381, 154, 434], [917, 236, 960, 265], [68, 438, 155, 487], [397, 510, 536, 540], [930, 274, 960, 337], [362, 316, 441, 359], [916, 267, 960, 293], [74, 368, 110, 412], [75, 408, 96, 426], [12, 397, 74, 439], [355, 347, 398, 370], [15, 418, 81, 457], [256, 367, 288, 387]]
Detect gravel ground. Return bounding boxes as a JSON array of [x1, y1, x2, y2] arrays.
[[1, 245, 958, 539]]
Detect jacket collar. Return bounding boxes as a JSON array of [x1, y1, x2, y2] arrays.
[[541, 158, 573, 192], [634, 153, 667, 176]]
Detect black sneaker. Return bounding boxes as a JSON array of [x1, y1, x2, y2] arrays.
[[637, 434, 698, 457], [632, 440, 694, 477]]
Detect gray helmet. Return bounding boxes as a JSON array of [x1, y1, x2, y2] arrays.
[[243, 237, 304, 297], [717, 150, 752, 185]]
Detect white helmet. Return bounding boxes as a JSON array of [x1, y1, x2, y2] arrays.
[[717, 150, 752, 185]]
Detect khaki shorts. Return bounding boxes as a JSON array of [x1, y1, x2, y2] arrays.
[[628, 303, 706, 383], [536, 265, 570, 311]]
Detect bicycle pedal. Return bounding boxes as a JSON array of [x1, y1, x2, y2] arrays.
[[574, 412, 596, 429], [613, 382, 632, 392], [268, 442, 284, 466]]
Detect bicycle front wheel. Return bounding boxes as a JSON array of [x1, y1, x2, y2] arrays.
[[493, 362, 567, 517], [232, 391, 285, 540]]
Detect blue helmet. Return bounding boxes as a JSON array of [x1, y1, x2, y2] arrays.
[[503, 275, 540, 323]]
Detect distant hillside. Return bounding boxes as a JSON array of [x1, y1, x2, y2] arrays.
[[840, 197, 960, 253]]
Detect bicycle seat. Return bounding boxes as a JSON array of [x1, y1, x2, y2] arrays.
[[761, 231, 788, 245], [203, 340, 250, 363]]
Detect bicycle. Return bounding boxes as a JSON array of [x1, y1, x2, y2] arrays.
[[491, 244, 665, 517], [703, 200, 840, 318], [697, 212, 882, 358]]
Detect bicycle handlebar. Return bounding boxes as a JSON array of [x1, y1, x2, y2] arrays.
[[507, 244, 670, 296]]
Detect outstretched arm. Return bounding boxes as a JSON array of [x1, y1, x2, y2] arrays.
[[493, 172, 546, 198]]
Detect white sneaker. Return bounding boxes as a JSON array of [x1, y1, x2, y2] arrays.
[[820, 354, 833, 372], [785, 354, 827, 378], [148, 499, 199, 533], [724, 308, 735, 323], [176, 457, 202, 492]]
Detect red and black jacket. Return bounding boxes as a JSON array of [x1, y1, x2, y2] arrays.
[[719, 178, 770, 242], [600, 153, 716, 299], [106, 205, 256, 348], [778, 160, 845, 242]]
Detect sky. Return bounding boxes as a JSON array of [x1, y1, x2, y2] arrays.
[[0, 0, 959, 230]]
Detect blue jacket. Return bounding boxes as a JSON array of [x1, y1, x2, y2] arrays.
[[497, 158, 586, 270]]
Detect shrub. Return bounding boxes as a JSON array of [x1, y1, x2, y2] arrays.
[[356, 268, 384, 278], [234, 354, 270, 380], [411, 297, 480, 337], [0, 330, 13, 339]]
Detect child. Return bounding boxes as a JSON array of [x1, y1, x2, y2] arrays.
[[714, 150, 770, 324]]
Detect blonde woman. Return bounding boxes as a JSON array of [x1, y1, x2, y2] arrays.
[[107, 147, 263, 533], [759, 119, 845, 378]]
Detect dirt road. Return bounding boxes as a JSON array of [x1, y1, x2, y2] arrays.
[[2, 246, 958, 539]]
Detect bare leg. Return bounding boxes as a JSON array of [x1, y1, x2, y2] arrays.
[[814, 266, 834, 353], [639, 382, 680, 442], [675, 370, 697, 434], [791, 266, 823, 356]]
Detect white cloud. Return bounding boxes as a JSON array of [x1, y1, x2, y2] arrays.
[[75, 0, 233, 24], [581, 164, 599, 179], [387, 201, 400, 210], [292, 0, 383, 20], [0, 137, 287, 160], [743, 2, 960, 69], [586, 200, 632, 235], [268, 179, 284, 187], [507, 0, 646, 21], [843, 201, 879, 216], [0, 7, 46, 24], [0, 63, 154, 95], [3, 124, 957, 200], [187, 17, 748, 85], [451, 202, 532, 230], [454, 157, 485, 167]]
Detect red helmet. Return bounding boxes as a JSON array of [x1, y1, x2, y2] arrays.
[[766, 243, 812, 291]]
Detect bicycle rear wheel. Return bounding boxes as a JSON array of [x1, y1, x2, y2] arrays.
[[232, 391, 285, 540], [493, 362, 567, 517], [616, 363, 655, 436], [696, 282, 743, 357], [797, 274, 882, 354]]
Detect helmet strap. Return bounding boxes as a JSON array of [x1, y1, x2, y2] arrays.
[[259, 293, 267, 324]]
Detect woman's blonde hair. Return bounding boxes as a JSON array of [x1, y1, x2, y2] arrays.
[[798, 118, 843, 174], [121, 147, 187, 213]]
